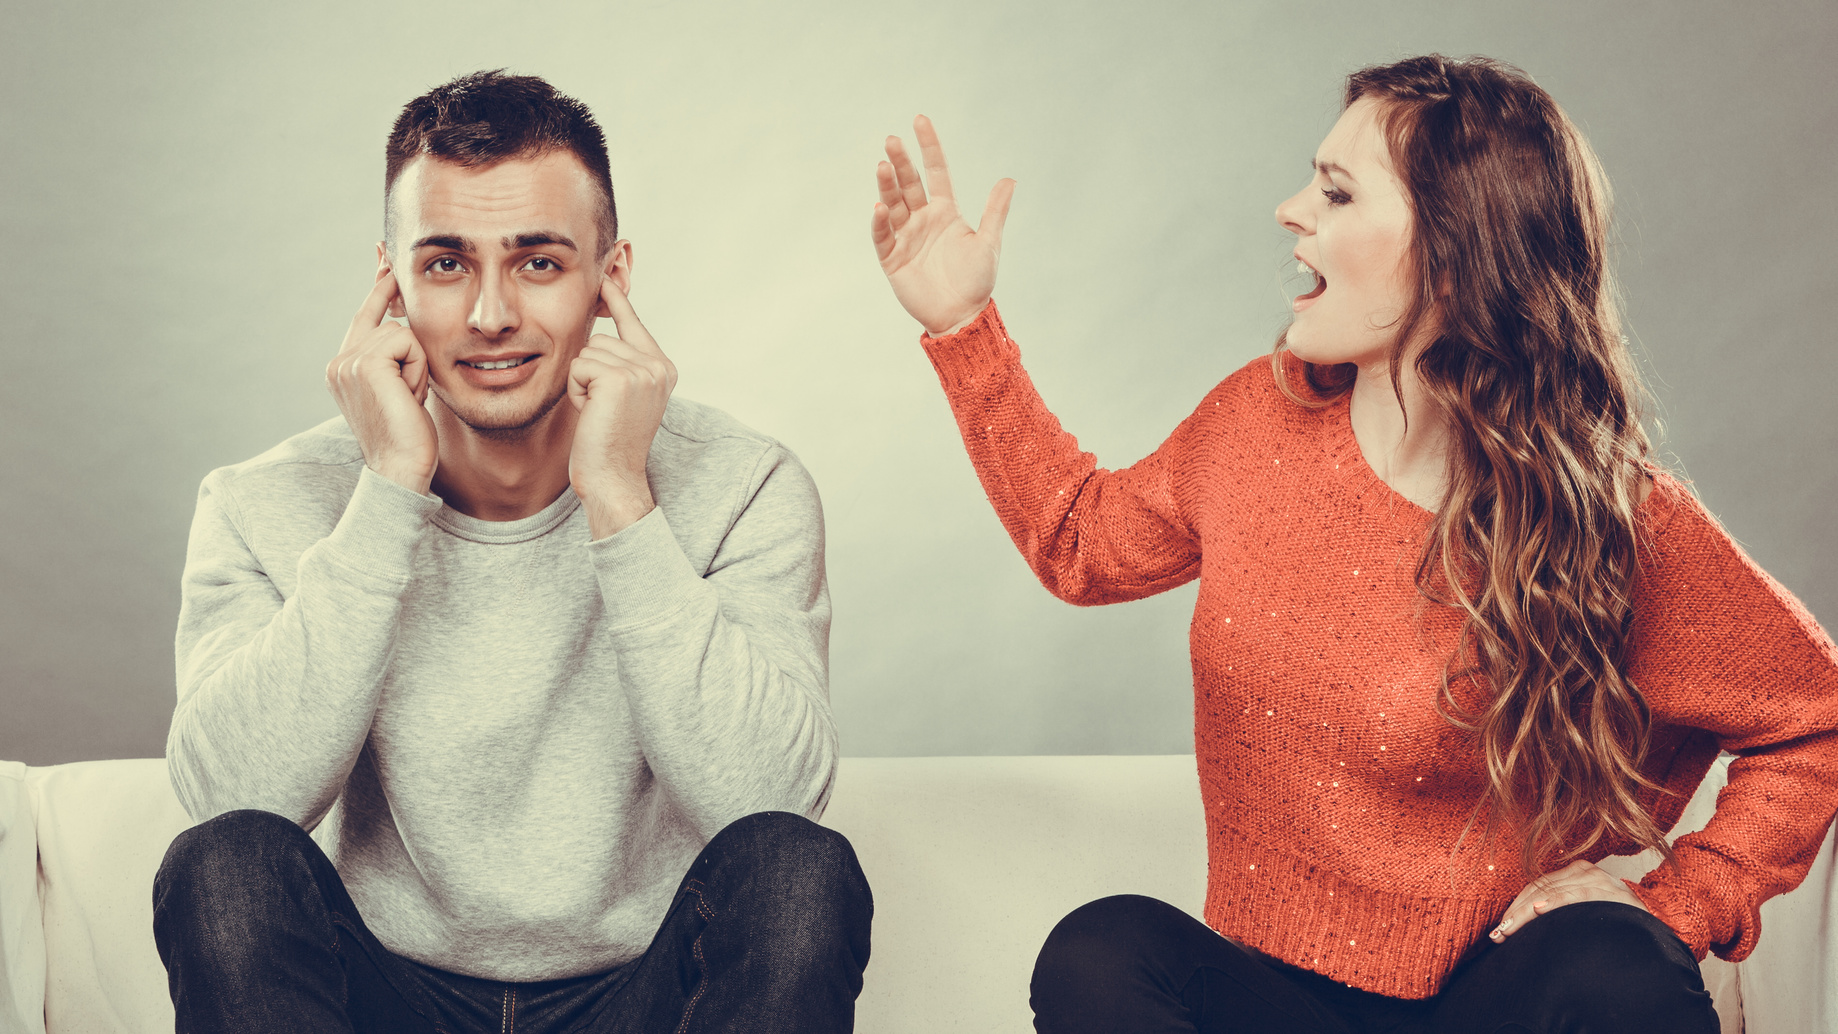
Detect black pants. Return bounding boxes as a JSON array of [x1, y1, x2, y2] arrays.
[[1030, 894, 1719, 1034], [152, 809, 873, 1034]]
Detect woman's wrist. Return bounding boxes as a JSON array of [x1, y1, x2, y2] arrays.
[[923, 298, 994, 339]]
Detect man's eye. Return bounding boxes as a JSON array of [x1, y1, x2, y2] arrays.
[[429, 258, 466, 274], [524, 257, 560, 272]]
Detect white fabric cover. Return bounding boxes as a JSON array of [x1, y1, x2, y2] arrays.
[[0, 761, 46, 1034], [822, 755, 1211, 1032], [11, 753, 1826, 1033], [30, 761, 192, 1034], [1743, 816, 1838, 1033]]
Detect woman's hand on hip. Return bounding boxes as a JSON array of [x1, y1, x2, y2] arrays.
[[871, 115, 1015, 336], [1490, 859, 1648, 943]]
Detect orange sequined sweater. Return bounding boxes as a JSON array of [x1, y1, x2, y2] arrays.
[[921, 301, 1838, 999]]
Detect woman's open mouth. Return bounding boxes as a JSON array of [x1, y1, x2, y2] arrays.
[[1293, 260, 1327, 311]]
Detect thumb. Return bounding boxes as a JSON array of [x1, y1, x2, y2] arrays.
[[977, 178, 1016, 251]]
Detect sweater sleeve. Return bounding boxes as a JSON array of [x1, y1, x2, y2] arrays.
[[167, 466, 440, 828], [918, 301, 1201, 605], [1626, 476, 1838, 962], [585, 443, 835, 840]]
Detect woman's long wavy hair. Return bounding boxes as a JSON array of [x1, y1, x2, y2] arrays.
[[1275, 55, 1671, 874]]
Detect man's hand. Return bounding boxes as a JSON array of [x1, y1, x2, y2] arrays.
[[568, 277, 677, 539], [871, 115, 1015, 337], [1489, 859, 1649, 943], [326, 270, 438, 495]]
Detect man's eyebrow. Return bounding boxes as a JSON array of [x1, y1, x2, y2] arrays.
[[410, 234, 475, 253], [506, 232, 577, 252], [1313, 159, 1357, 184]]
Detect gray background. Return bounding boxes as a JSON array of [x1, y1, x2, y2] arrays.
[[2, 0, 1832, 765]]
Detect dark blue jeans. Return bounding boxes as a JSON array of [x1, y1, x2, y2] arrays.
[[1031, 894, 1720, 1034], [152, 809, 872, 1034]]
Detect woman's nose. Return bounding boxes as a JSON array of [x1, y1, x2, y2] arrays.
[[1275, 186, 1312, 236]]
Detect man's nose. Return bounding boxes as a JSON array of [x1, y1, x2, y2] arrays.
[[469, 268, 520, 337]]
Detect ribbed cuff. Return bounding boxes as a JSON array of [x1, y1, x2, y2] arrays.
[[318, 467, 441, 589], [918, 299, 1021, 394], [585, 506, 705, 631]]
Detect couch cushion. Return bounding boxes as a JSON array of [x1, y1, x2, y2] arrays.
[[820, 755, 1209, 1033], [1, 760, 47, 1034], [29, 759, 193, 1034]]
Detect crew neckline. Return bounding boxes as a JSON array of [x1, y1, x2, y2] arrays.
[[431, 486, 582, 544]]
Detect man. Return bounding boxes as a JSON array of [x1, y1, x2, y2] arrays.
[[153, 70, 870, 1034]]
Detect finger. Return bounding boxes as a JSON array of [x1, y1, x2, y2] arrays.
[[348, 271, 399, 343], [581, 337, 660, 371], [400, 334, 429, 403], [913, 114, 955, 203], [871, 202, 896, 263], [597, 277, 661, 357], [977, 177, 1017, 249], [885, 134, 927, 213], [568, 353, 609, 410], [877, 161, 910, 232]]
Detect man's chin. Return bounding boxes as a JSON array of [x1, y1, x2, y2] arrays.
[[433, 384, 569, 443]]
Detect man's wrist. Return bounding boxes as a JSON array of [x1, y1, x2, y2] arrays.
[[369, 458, 434, 497], [582, 483, 656, 540]]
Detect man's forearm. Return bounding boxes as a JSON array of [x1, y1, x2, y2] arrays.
[[169, 467, 437, 826], [588, 462, 836, 839]]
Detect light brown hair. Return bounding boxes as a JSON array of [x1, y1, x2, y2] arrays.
[[1276, 55, 1670, 873]]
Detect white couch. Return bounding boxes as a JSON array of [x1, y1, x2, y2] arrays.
[[1, 755, 1831, 1033]]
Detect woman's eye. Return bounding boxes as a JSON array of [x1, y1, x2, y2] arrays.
[[1322, 187, 1353, 206]]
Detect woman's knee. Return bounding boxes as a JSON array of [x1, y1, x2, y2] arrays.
[[1459, 902, 1718, 1032], [1034, 895, 1192, 989]]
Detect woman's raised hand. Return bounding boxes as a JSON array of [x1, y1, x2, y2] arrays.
[[872, 115, 1015, 336]]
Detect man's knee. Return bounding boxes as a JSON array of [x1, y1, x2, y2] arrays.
[[154, 809, 323, 937], [696, 811, 872, 954], [704, 812, 869, 903]]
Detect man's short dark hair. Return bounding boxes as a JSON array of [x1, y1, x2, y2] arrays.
[[385, 70, 617, 257]]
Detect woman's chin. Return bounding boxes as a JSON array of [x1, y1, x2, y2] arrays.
[[1285, 330, 1387, 369]]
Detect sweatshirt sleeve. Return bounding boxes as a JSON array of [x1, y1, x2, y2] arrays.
[[918, 301, 1202, 606], [585, 443, 834, 840], [167, 465, 440, 828], [1627, 475, 1838, 962]]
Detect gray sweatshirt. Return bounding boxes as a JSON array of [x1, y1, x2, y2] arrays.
[[167, 396, 835, 981]]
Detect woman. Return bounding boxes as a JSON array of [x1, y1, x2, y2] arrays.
[[868, 55, 1838, 1032]]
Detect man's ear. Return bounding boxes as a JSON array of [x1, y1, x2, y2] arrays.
[[594, 240, 635, 318], [376, 241, 406, 319]]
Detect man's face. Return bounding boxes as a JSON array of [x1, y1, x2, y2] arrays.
[[383, 151, 627, 438]]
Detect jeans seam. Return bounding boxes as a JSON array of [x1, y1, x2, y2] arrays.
[[330, 925, 350, 1014], [674, 880, 716, 1034]]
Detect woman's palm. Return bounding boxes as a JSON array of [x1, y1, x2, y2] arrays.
[[872, 116, 1015, 336]]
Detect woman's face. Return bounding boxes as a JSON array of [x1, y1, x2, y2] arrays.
[[1275, 97, 1420, 368]]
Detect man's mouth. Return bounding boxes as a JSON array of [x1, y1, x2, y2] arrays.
[[460, 356, 536, 370]]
